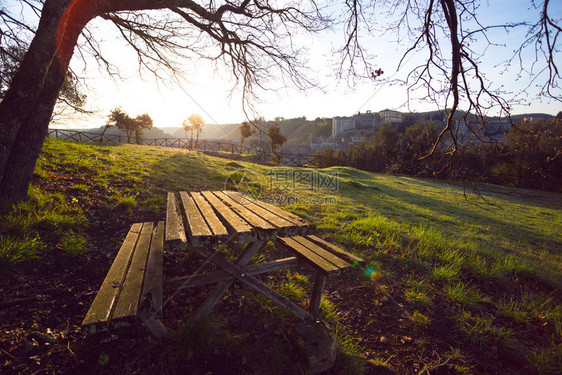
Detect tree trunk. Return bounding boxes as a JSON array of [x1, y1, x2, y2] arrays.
[[0, 0, 95, 207]]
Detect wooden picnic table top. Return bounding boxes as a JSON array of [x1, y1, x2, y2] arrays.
[[165, 190, 314, 249]]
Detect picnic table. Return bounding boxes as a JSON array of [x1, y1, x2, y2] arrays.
[[82, 190, 364, 335], [165, 190, 315, 322]]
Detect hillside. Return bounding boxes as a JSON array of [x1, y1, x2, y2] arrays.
[[165, 123, 240, 140], [62, 125, 177, 139], [61, 111, 556, 148], [1, 138, 560, 374]]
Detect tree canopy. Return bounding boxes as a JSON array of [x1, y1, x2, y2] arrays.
[[267, 124, 288, 162], [239, 121, 256, 147], [107, 107, 153, 144], [184, 113, 205, 148]]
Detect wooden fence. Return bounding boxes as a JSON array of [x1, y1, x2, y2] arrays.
[[47, 129, 339, 168]]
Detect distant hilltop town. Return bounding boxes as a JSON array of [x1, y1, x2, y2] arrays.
[[307, 108, 520, 152], [332, 109, 407, 138]]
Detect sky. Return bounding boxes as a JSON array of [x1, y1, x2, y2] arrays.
[[14, 0, 558, 129]]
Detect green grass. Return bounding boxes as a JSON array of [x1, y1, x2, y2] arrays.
[[1, 184, 86, 268], [3, 137, 561, 373], [444, 282, 491, 308], [412, 310, 431, 327], [0, 235, 43, 269]]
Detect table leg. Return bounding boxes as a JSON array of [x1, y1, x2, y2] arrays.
[[192, 240, 267, 322], [310, 273, 327, 320]]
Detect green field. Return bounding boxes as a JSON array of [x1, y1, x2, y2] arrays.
[[1, 138, 560, 374]]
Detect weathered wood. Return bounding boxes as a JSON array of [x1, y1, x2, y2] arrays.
[[190, 192, 229, 239], [165, 192, 187, 251], [191, 240, 266, 322], [112, 222, 153, 322], [166, 257, 298, 290], [213, 191, 277, 239], [230, 191, 313, 233], [310, 273, 327, 319], [82, 223, 142, 329], [179, 191, 213, 247], [200, 191, 256, 242], [277, 237, 341, 276], [223, 190, 299, 236], [194, 246, 311, 320], [83, 222, 166, 337], [305, 235, 365, 266], [291, 236, 352, 270], [140, 221, 164, 318]]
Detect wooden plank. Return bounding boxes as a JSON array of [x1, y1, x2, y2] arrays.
[[82, 223, 142, 328], [179, 191, 213, 247], [305, 235, 366, 266], [194, 246, 311, 320], [310, 273, 327, 319], [190, 192, 229, 238], [140, 221, 164, 318], [277, 237, 341, 276], [191, 240, 266, 322], [166, 257, 298, 290], [213, 192, 277, 238], [112, 222, 153, 322], [223, 191, 299, 237], [292, 236, 352, 270], [200, 191, 256, 242], [165, 192, 187, 251], [230, 191, 313, 233]]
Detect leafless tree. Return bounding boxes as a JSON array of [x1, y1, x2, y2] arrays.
[[0, 0, 328, 206], [338, 0, 560, 156], [0, 0, 560, 206]]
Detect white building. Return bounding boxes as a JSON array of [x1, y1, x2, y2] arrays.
[[379, 109, 403, 124]]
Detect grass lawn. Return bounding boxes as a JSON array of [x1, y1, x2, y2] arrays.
[[1, 138, 560, 374]]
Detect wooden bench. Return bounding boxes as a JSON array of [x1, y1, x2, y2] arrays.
[[277, 235, 366, 319], [82, 222, 165, 337]]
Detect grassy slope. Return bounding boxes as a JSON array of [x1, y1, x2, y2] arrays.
[[2, 138, 561, 374]]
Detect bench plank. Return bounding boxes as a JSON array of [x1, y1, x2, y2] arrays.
[[200, 191, 256, 242], [140, 221, 164, 318], [179, 191, 213, 247], [277, 235, 365, 320], [278, 237, 341, 276], [292, 235, 352, 270], [223, 191, 299, 236], [82, 223, 142, 327], [112, 222, 154, 322], [190, 192, 229, 238], [305, 235, 365, 266], [230, 191, 313, 233], [213, 191, 277, 238], [165, 192, 187, 250]]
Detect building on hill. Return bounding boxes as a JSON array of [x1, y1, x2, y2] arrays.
[[331, 109, 402, 140], [379, 109, 403, 124], [331, 116, 356, 137]]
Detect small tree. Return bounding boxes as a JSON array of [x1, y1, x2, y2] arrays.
[[134, 113, 153, 144], [182, 118, 194, 148], [107, 108, 134, 143], [267, 124, 287, 163], [239, 122, 256, 150], [188, 114, 205, 148], [107, 108, 152, 144]]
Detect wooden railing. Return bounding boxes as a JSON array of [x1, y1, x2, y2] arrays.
[[46, 129, 340, 168]]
